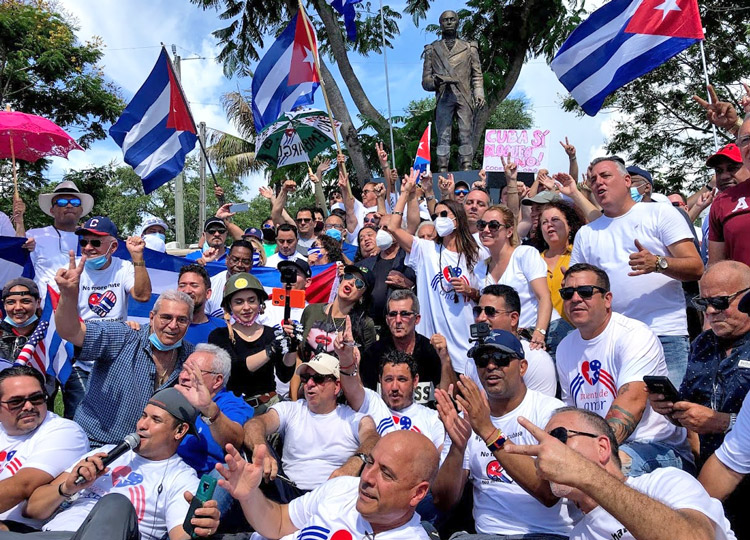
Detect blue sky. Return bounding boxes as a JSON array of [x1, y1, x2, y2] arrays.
[[52, 0, 613, 195]]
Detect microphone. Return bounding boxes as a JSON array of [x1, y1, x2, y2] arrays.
[[74, 433, 140, 485]]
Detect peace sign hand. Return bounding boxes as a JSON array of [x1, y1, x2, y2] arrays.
[[375, 141, 389, 167], [559, 137, 576, 158], [500, 153, 518, 182], [55, 251, 87, 295], [692, 84, 739, 131]]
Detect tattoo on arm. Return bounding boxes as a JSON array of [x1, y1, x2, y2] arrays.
[[606, 404, 638, 444]]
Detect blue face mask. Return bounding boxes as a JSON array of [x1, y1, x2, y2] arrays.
[[630, 187, 643, 203], [3, 313, 38, 328], [149, 332, 183, 351], [326, 228, 343, 242], [147, 233, 166, 243], [202, 241, 210, 253], [84, 254, 109, 270]]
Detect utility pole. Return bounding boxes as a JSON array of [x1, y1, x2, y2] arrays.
[[172, 44, 186, 248], [198, 122, 207, 239]]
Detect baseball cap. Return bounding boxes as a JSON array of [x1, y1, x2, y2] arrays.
[[2, 277, 39, 300], [343, 264, 375, 294], [147, 388, 198, 435], [75, 216, 118, 237], [455, 181, 470, 191], [521, 191, 561, 206], [468, 329, 525, 359], [626, 165, 653, 185], [204, 217, 225, 231], [739, 292, 750, 314], [278, 259, 312, 279], [139, 216, 169, 236], [706, 143, 743, 167], [296, 353, 340, 379], [243, 227, 262, 240]]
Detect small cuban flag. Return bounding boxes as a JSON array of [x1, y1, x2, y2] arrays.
[[413, 123, 431, 174]]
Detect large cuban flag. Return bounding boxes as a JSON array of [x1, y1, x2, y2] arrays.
[[110, 47, 198, 194], [551, 0, 704, 116], [252, 13, 320, 133]]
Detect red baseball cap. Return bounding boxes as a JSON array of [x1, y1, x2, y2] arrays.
[[706, 143, 742, 167]]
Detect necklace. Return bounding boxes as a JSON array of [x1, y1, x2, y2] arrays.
[[155, 349, 177, 388]]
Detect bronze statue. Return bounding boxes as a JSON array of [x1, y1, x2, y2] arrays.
[[422, 10, 485, 171]]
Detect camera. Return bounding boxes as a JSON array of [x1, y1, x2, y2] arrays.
[[470, 322, 490, 342], [280, 266, 298, 285]]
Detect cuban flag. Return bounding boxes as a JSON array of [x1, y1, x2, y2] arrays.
[[109, 47, 198, 194], [0, 237, 34, 288], [551, 0, 703, 116], [252, 12, 320, 133], [329, 0, 362, 41], [413, 124, 431, 175]]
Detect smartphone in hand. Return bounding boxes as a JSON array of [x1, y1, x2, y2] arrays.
[[643, 375, 680, 403]]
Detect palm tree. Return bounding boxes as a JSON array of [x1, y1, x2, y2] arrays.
[[207, 91, 265, 179]]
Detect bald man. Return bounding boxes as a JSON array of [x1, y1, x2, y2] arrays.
[[217, 430, 438, 539]]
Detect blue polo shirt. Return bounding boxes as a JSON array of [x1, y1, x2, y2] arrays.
[[185, 316, 227, 345], [177, 388, 254, 475]]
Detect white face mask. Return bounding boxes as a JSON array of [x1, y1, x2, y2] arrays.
[[434, 216, 456, 237], [375, 229, 393, 250]]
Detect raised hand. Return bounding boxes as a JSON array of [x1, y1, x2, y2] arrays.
[[430, 333, 448, 355], [55, 251, 86, 294], [500, 153, 518, 182], [175, 363, 214, 414], [694, 189, 714, 211], [628, 239, 657, 276], [693, 84, 740, 131], [126, 235, 146, 256], [333, 315, 356, 363], [435, 387, 472, 452], [12, 195, 25, 220], [536, 169, 556, 191], [197, 247, 220, 266], [282, 179, 297, 194], [741, 82, 750, 114], [559, 137, 576, 158], [216, 443, 265, 501], [437, 172, 455, 196], [336, 153, 347, 165], [454, 375, 496, 441], [401, 168, 419, 195], [213, 185, 225, 199], [215, 203, 236, 220], [258, 186, 274, 200], [553, 172, 578, 197], [375, 141, 389, 168], [316, 158, 332, 176]]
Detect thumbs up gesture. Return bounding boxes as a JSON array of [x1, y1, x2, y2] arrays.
[[628, 239, 658, 276]]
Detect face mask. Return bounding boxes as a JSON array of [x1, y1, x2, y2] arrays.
[[434, 216, 456, 237], [630, 187, 643, 203], [202, 241, 210, 253], [326, 228, 343, 242], [261, 228, 276, 242], [149, 332, 183, 351], [375, 229, 394, 250], [84, 244, 112, 271], [3, 313, 38, 328], [146, 233, 166, 243]]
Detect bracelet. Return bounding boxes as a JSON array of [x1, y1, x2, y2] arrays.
[[505, 190, 518, 194], [132, 261, 146, 267], [393, 211, 404, 216], [425, 195, 435, 201], [340, 368, 358, 377], [486, 429, 507, 452], [58, 482, 73, 499], [339, 361, 356, 370], [570, 156, 577, 161]]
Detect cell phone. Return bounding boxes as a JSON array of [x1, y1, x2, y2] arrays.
[[643, 376, 680, 402], [446, 266, 458, 278], [228, 202, 249, 213], [271, 288, 306, 309], [183, 474, 217, 538]]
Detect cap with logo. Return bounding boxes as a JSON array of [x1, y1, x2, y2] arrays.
[[296, 353, 340, 379], [626, 165, 653, 186], [38, 180, 95, 218], [222, 272, 268, 305], [75, 216, 119, 237], [147, 388, 198, 435], [204, 217, 226, 232], [139, 216, 169, 236], [243, 227, 262, 240], [706, 143, 743, 167], [343, 264, 375, 294], [468, 329, 525, 359]]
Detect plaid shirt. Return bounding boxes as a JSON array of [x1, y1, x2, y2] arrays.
[[73, 322, 194, 446]]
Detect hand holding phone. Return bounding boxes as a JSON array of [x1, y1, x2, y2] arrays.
[[643, 375, 680, 403], [228, 202, 249, 213], [183, 474, 217, 538]]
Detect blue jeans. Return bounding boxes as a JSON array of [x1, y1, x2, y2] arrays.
[[657, 335, 689, 388], [63, 366, 89, 420], [619, 440, 695, 478], [546, 318, 575, 363]]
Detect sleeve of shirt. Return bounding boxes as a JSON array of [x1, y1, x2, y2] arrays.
[[708, 199, 724, 242], [569, 230, 585, 266], [519, 246, 548, 281], [617, 324, 666, 386], [0, 212, 14, 236], [361, 389, 395, 435], [715, 393, 750, 474], [288, 478, 353, 531], [23, 421, 90, 476], [407, 237, 424, 270], [79, 322, 133, 363], [659, 204, 696, 246], [219, 394, 255, 426], [120, 260, 135, 294], [270, 401, 294, 436], [165, 466, 199, 533]]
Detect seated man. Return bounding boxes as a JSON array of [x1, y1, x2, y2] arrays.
[[177, 264, 226, 344], [217, 430, 438, 540], [556, 263, 691, 477], [0, 367, 89, 532], [13, 388, 219, 540], [243, 353, 380, 494], [507, 407, 735, 540], [203, 240, 254, 318]]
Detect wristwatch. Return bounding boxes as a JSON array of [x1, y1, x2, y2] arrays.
[[535, 328, 547, 336], [655, 255, 669, 273], [201, 408, 220, 425]]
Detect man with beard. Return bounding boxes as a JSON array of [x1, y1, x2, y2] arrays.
[[177, 264, 226, 344], [203, 240, 255, 318]]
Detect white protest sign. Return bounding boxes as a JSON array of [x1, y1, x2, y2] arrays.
[[482, 128, 550, 173]]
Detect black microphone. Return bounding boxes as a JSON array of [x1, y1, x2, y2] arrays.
[[74, 433, 140, 485]]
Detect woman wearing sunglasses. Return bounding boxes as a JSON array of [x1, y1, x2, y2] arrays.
[[474, 206, 552, 350], [536, 200, 585, 357]]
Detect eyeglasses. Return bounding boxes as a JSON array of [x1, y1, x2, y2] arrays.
[[559, 285, 608, 301], [437, 210, 454, 219], [472, 306, 512, 318], [342, 273, 366, 290], [548, 426, 598, 444], [474, 350, 517, 369], [363, 216, 379, 224], [671, 202, 684, 207], [53, 198, 82, 208], [1, 391, 47, 412], [199, 369, 221, 376], [454, 189, 469, 196], [386, 310, 415, 319], [325, 223, 345, 231], [300, 373, 335, 385], [476, 219, 506, 232], [78, 238, 109, 248], [206, 228, 227, 235], [157, 313, 190, 326], [692, 287, 750, 312], [296, 218, 312, 224], [737, 135, 750, 148], [228, 255, 253, 266]]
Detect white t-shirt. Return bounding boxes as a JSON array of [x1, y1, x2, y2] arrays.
[[463, 339, 558, 398], [715, 391, 750, 474], [472, 231, 491, 261], [205, 270, 229, 318], [357, 388, 399, 436], [27, 226, 79, 304], [0, 412, 89, 527], [570, 468, 735, 540], [0, 211, 13, 236], [265, 251, 307, 268], [462, 389, 574, 535], [570, 203, 693, 336], [271, 400, 366, 490], [473, 245, 549, 330], [557, 312, 687, 448], [406, 237, 478, 374], [389, 402, 445, 451], [77, 257, 134, 322], [44, 447, 197, 540], [287, 476, 429, 540]]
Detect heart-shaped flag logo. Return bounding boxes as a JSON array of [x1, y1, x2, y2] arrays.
[[111, 466, 132, 487], [88, 290, 117, 317], [581, 360, 602, 385]]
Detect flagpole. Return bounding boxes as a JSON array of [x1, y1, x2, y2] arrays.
[[426, 121, 432, 174], [297, 0, 348, 179], [698, 40, 719, 151], [379, 0, 396, 169]]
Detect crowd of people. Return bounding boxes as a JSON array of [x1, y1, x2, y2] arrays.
[[1, 90, 750, 540]]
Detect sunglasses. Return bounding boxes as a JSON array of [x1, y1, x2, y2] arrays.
[[342, 273, 366, 290], [472, 306, 512, 318], [559, 285, 608, 301], [297, 218, 312, 224], [548, 426, 598, 444], [454, 189, 469, 196], [437, 210, 452, 218], [1, 391, 47, 412], [386, 310, 415, 319], [671, 202, 683, 208], [53, 198, 82, 207], [476, 219, 505, 232], [474, 350, 517, 369], [363, 216, 379, 224], [300, 373, 335, 385], [262, 223, 274, 229], [78, 238, 109, 248], [206, 228, 227, 235], [692, 287, 750, 312]]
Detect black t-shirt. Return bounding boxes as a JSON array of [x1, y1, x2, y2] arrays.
[[208, 325, 293, 397], [369, 256, 398, 325], [360, 333, 442, 405]]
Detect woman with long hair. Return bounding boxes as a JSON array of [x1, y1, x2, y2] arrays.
[[474, 205, 553, 350], [386, 170, 480, 374]]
